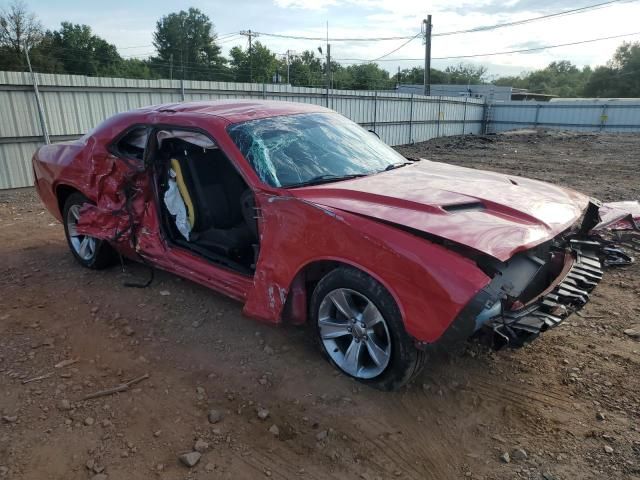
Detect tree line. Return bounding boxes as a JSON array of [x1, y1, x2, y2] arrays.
[[1, 1, 639, 96]]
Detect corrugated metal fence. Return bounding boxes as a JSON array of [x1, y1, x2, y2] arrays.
[[487, 100, 640, 133], [0, 71, 485, 189]]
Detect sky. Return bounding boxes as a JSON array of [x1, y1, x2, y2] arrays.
[[17, 0, 640, 79]]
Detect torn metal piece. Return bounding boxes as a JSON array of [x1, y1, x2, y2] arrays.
[[487, 243, 603, 348], [600, 245, 634, 266], [589, 201, 640, 265], [593, 201, 640, 232]]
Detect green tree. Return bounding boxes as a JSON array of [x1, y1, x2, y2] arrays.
[[152, 8, 228, 81], [584, 42, 640, 97], [331, 62, 352, 89], [118, 58, 160, 79], [40, 22, 121, 76], [583, 66, 618, 97], [397, 66, 451, 85], [0, 0, 43, 70], [444, 63, 488, 84], [493, 60, 592, 97], [286, 50, 324, 87], [344, 63, 391, 90], [229, 41, 279, 83]]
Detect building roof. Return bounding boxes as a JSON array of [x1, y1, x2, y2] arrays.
[[395, 83, 513, 102], [510, 88, 557, 101]]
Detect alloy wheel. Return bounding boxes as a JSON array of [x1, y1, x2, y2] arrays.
[[318, 288, 392, 379], [66, 204, 96, 261]]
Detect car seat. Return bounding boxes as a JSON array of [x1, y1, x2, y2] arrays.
[[166, 141, 257, 256]]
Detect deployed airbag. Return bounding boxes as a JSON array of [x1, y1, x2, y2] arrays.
[[164, 169, 191, 241]]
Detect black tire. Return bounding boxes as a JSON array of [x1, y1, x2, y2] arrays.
[[310, 267, 426, 391], [62, 192, 117, 269]]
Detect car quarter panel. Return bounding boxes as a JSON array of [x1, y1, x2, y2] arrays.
[[243, 194, 491, 344], [32, 137, 95, 221], [32, 110, 153, 220]]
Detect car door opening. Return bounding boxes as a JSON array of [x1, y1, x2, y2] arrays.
[[154, 129, 259, 276]]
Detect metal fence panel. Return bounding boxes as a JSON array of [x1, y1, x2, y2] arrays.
[[0, 142, 40, 189], [489, 101, 640, 133], [1, 71, 485, 189]]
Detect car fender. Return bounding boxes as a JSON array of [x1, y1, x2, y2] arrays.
[[244, 193, 491, 344]]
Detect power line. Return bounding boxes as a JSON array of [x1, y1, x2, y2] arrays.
[[252, 31, 416, 42], [116, 44, 154, 50], [371, 33, 421, 62], [336, 31, 640, 62], [16, 30, 640, 75], [33, 0, 633, 66], [218, 35, 242, 44], [218, 31, 241, 39], [433, 0, 631, 37], [435, 31, 640, 59], [251, 0, 632, 43]]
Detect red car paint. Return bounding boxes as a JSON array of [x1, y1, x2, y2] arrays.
[[292, 160, 589, 262], [31, 100, 590, 344]]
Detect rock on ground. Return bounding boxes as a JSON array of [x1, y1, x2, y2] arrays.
[[179, 451, 202, 468], [194, 439, 209, 453], [208, 409, 223, 424]]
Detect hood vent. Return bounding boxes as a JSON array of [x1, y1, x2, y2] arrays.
[[442, 202, 485, 213]]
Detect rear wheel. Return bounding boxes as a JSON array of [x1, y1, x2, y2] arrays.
[[310, 267, 426, 391], [63, 193, 116, 269]]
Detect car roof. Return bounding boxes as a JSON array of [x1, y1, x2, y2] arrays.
[[140, 99, 333, 124]]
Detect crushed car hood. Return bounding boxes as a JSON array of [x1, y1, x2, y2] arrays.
[[291, 160, 589, 262]]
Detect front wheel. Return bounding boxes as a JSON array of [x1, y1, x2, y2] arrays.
[[310, 267, 426, 391], [63, 193, 117, 269]]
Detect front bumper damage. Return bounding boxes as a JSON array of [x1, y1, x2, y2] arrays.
[[439, 199, 638, 350], [486, 240, 603, 347]]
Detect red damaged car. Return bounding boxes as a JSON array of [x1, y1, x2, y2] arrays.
[[33, 100, 610, 390]]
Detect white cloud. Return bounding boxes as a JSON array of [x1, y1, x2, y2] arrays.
[[273, 0, 337, 10]]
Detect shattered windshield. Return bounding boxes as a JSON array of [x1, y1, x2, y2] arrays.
[[227, 112, 408, 187]]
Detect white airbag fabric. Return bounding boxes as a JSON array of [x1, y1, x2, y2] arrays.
[[164, 169, 191, 240]]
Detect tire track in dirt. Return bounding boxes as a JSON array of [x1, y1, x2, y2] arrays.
[[347, 394, 468, 479], [232, 445, 344, 480], [465, 376, 574, 412]]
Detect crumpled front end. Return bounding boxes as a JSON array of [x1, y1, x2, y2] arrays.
[[444, 199, 637, 349], [481, 239, 603, 347]]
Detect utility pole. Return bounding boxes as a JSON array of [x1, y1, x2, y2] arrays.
[[397, 66, 401, 88], [24, 45, 50, 145], [240, 30, 259, 83], [169, 53, 174, 80], [285, 50, 297, 85], [423, 15, 432, 96], [325, 21, 331, 104], [326, 43, 331, 107], [181, 17, 186, 82]]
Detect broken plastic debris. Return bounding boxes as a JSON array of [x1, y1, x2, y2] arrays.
[[594, 201, 640, 231]]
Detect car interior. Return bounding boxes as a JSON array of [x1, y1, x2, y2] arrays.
[[148, 129, 260, 275]]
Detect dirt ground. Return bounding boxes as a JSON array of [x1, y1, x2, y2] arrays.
[[1, 130, 639, 480]]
